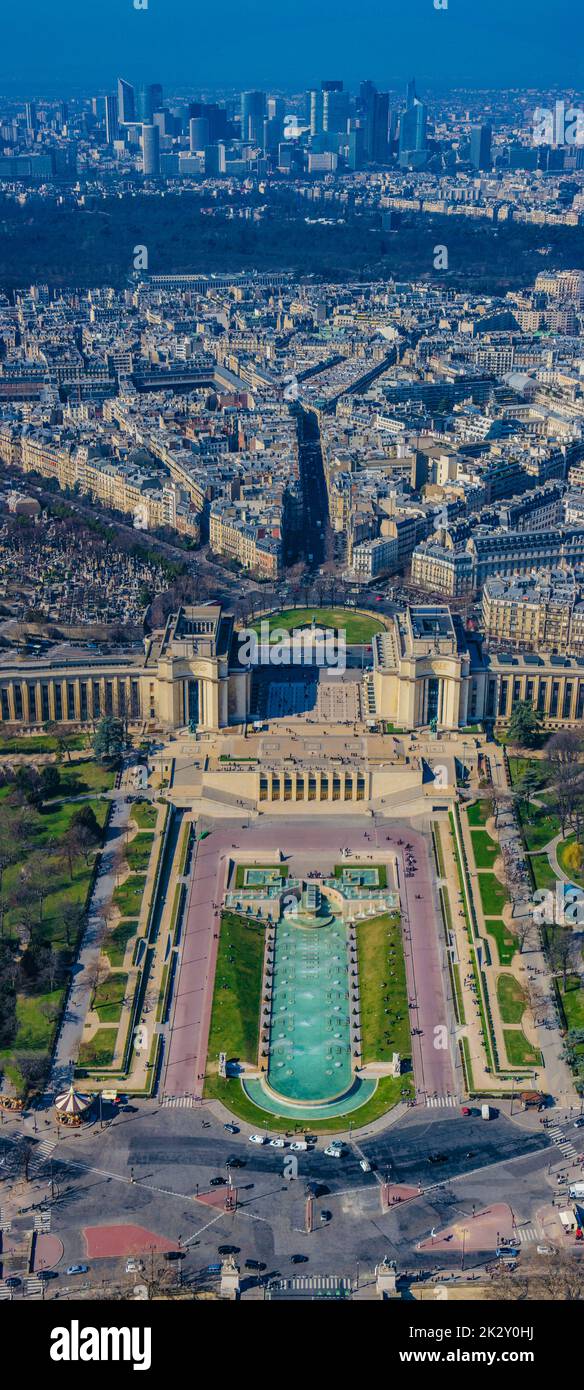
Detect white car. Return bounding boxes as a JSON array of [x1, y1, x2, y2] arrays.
[[249, 1133, 267, 1145], [359, 1159, 372, 1172], [269, 1138, 286, 1148], [536, 1245, 555, 1255], [125, 1260, 144, 1274], [324, 1145, 344, 1158], [290, 1141, 308, 1152]]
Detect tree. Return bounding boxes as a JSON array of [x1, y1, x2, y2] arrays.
[[514, 765, 542, 811], [546, 727, 584, 770], [40, 764, 61, 801], [71, 804, 101, 845], [61, 901, 86, 949], [15, 1053, 49, 1098], [549, 929, 575, 991], [92, 716, 124, 764], [506, 699, 543, 751]]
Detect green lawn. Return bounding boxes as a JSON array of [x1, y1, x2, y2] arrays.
[[206, 911, 265, 1069], [470, 829, 499, 870], [10, 991, 62, 1050], [478, 873, 509, 917], [93, 972, 128, 1023], [0, 733, 87, 755], [59, 760, 115, 796], [467, 800, 493, 827], [126, 832, 155, 873], [531, 855, 557, 892], [497, 974, 526, 1025], [131, 802, 159, 830], [252, 607, 386, 644], [519, 805, 561, 855], [204, 1072, 413, 1136], [560, 976, 584, 1031], [103, 921, 138, 968], [356, 913, 410, 1065], [503, 1030, 542, 1068], [485, 920, 518, 966], [113, 875, 147, 918], [78, 1029, 117, 1067]]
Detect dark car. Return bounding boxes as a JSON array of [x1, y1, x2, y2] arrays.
[[218, 1245, 240, 1256], [210, 1176, 226, 1187], [38, 1270, 58, 1280], [244, 1259, 266, 1271], [291, 1254, 309, 1264], [428, 1152, 448, 1165], [225, 1156, 245, 1168], [223, 1123, 239, 1134], [5, 1276, 21, 1288], [163, 1251, 184, 1261]]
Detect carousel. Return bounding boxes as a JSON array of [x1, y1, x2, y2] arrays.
[[54, 1083, 93, 1127]]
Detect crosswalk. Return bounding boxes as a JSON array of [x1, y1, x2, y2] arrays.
[[426, 1095, 458, 1108], [515, 1224, 543, 1246], [30, 1138, 57, 1171], [0, 1207, 11, 1234], [548, 1124, 578, 1161], [266, 1275, 352, 1299], [24, 1278, 43, 1299], [161, 1095, 198, 1108], [34, 1209, 51, 1233]]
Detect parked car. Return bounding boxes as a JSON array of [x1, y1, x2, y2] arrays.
[[359, 1159, 372, 1173], [223, 1123, 239, 1134], [269, 1138, 286, 1148], [5, 1276, 21, 1288], [66, 1265, 88, 1276], [210, 1176, 226, 1187], [244, 1259, 266, 1271], [218, 1245, 239, 1256], [249, 1134, 267, 1145]]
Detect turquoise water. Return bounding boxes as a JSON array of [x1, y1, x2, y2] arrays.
[[340, 867, 379, 886], [245, 867, 284, 886], [267, 907, 355, 1103], [243, 1074, 377, 1119]]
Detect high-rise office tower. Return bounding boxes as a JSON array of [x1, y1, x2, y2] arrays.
[[470, 123, 492, 170], [371, 91, 390, 162], [263, 116, 283, 155], [189, 102, 229, 144], [189, 117, 209, 152], [118, 78, 135, 124], [141, 123, 160, 175], [240, 91, 266, 145], [399, 78, 427, 161], [308, 89, 323, 136], [105, 94, 119, 145], [25, 102, 37, 134], [135, 84, 163, 123], [322, 80, 349, 134]]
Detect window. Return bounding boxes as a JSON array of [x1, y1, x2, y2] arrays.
[[0, 689, 9, 721], [498, 679, 509, 717], [550, 681, 560, 718], [537, 681, 547, 714], [54, 684, 62, 720], [563, 682, 573, 720]]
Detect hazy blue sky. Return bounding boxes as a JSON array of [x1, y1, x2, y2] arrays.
[[0, 0, 579, 92]]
